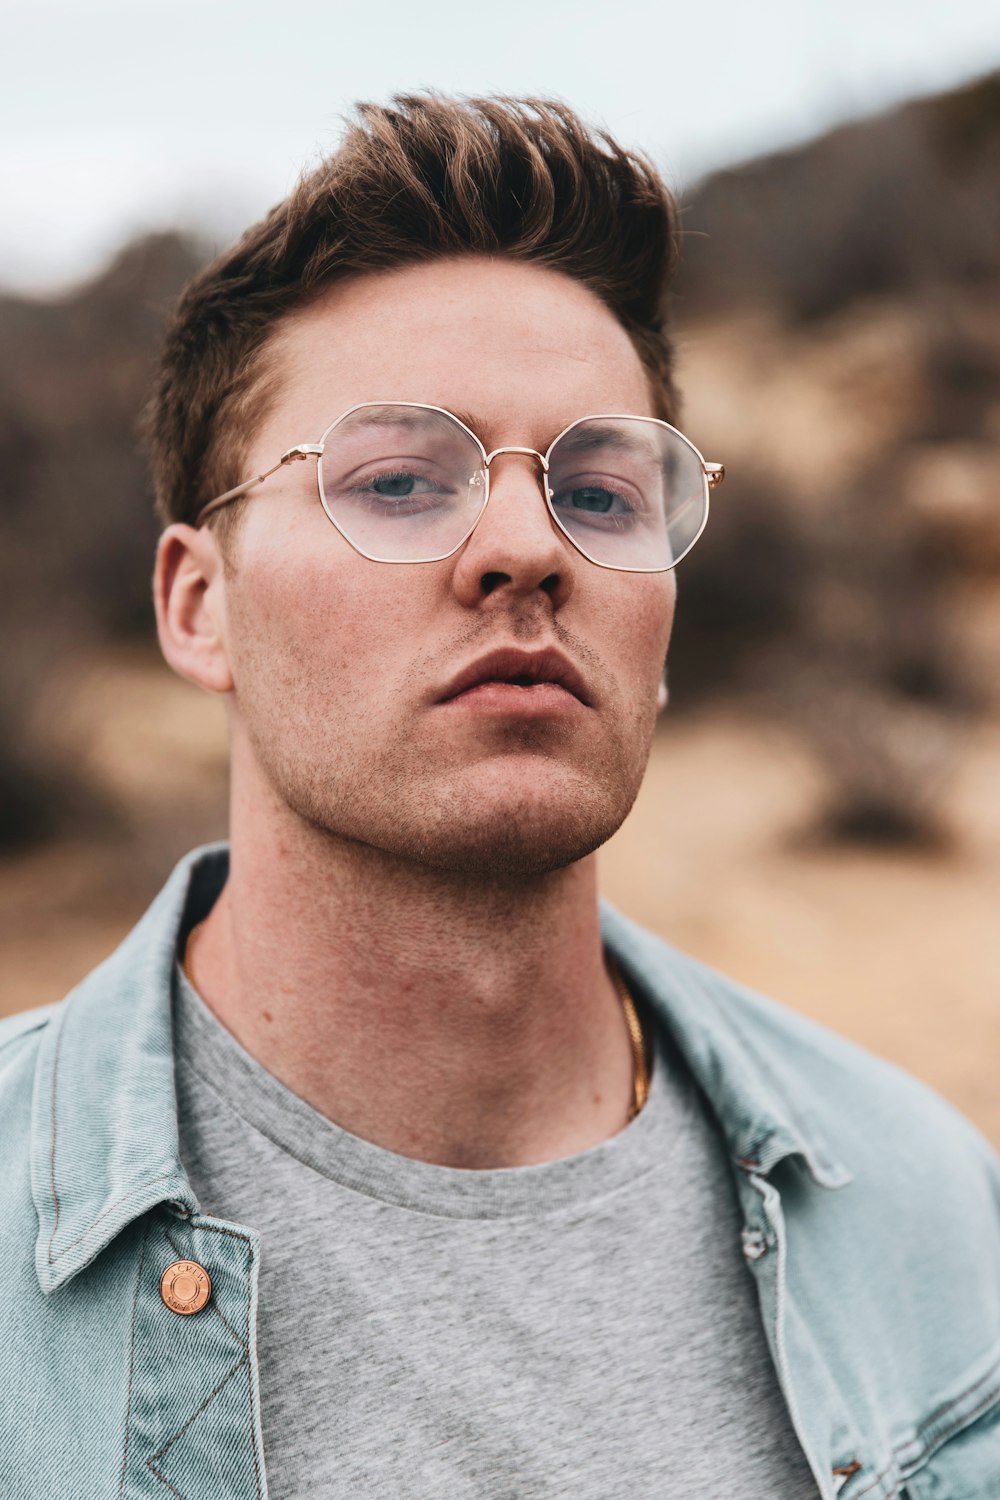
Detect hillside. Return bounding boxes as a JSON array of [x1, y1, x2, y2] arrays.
[[679, 70, 1000, 319]]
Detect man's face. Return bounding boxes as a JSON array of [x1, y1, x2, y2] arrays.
[[218, 256, 676, 878]]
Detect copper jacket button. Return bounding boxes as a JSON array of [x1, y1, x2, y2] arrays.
[[160, 1259, 212, 1315]]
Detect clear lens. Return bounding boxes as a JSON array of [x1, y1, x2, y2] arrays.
[[316, 405, 708, 570], [318, 404, 487, 563], [546, 416, 709, 571]]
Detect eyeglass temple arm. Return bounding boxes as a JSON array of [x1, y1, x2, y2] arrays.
[[195, 444, 324, 527], [193, 442, 724, 526]]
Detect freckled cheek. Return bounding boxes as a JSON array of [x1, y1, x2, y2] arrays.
[[232, 552, 434, 694], [654, 579, 678, 659], [237, 561, 336, 657], [604, 579, 675, 690]]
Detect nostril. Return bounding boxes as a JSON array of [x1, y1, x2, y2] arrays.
[[479, 570, 510, 596], [478, 569, 561, 599]]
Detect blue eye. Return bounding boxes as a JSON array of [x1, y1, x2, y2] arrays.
[[340, 465, 462, 520], [550, 479, 638, 525], [371, 472, 420, 497], [565, 486, 616, 514]]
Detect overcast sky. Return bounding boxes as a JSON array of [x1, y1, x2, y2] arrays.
[[4, 0, 999, 292]]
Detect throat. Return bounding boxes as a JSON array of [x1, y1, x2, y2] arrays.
[[188, 834, 636, 1167]]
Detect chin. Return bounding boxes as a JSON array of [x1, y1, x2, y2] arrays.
[[414, 813, 615, 879], [267, 728, 651, 882], [356, 758, 641, 880]]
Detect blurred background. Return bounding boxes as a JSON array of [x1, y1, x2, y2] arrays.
[[2, 1, 998, 1142]]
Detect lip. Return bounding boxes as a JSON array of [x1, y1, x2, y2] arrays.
[[437, 647, 592, 708]]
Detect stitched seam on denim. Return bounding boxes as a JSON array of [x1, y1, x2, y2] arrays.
[[246, 1343, 263, 1500], [150, 1219, 262, 1499], [164, 1223, 248, 1352], [896, 1366, 1000, 1478], [851, 1361, 1000, 1497], [904, 1353, 1000, 1440], [45, 1003, 67, 1263], [194, 1221, 262, 1498], [849, 1457, 899, 1499], [147, 1469, 186, 1500], [117, 1219, 151, 1499], [179, 1218, 253, 1245], [146, 1354, 246, 1499], [149, 1470, 186, 1494], [49, 1169, 181, 1265]]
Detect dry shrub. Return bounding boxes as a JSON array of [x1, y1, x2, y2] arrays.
[[0, 233, 206, 852]]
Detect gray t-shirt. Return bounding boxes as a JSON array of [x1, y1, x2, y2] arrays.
[[174, 964, 816, 1498]]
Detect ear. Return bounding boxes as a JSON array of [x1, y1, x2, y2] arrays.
[[154, 524, 234, 694], [656, 675, 669, 714]]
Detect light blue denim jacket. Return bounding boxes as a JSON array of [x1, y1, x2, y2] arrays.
[[2, 844, 999, 1498]]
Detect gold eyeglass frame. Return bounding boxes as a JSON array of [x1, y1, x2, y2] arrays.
[[194, 401, 725, 574]]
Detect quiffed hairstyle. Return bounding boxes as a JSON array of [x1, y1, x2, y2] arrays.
[[146, 93, 682, 530]]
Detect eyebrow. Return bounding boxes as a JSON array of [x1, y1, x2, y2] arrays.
[[446, 409, 483, 436], [341, 406, 485, 441], [554, 424, 651, 454], [444, 413, 648, 451], [340, 408, 654, 456]]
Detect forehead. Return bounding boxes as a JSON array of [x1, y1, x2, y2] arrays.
[[260, 256, 656, 452]]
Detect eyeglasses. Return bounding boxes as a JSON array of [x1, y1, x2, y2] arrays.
[[195, 402, 724, 573]]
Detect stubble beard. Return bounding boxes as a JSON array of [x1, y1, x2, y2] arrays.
[[253, 702, 656, 884]]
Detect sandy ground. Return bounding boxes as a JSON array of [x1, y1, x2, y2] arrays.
[[2, 649, 998, 1148]]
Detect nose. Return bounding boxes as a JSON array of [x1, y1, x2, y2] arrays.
[[450, 449, 576, 610]]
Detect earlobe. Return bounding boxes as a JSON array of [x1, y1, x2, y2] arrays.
[[656, 676, 668, 713], [154, 525, 234, 694]]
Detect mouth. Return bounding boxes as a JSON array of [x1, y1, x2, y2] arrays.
[[438, 647, 592, 708]]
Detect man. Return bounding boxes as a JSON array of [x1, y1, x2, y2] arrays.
[[1, 95, 998, 1499]]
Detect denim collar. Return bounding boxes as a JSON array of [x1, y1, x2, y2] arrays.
[[602, 905, 853, 1191], [32, 843, 850, 1293]]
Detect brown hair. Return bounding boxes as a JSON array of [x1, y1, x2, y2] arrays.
[[146, 93, 682, 531]]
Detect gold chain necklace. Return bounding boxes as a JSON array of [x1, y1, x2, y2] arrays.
[[180, 926, 648, 1121], [180, 920, 204, 989], [611, 961, 649, 1121]]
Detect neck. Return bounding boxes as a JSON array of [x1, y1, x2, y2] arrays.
[[186, 790, 637, 1169]]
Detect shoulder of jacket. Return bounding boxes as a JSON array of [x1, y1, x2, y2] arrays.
[[607, 906, 1000, 1197], [762, 1008, 999, 1259]]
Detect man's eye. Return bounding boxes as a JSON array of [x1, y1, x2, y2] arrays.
[[370, 471, 423, 497], [551, 482, 636, 518], [564, 486, 617, 514]]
